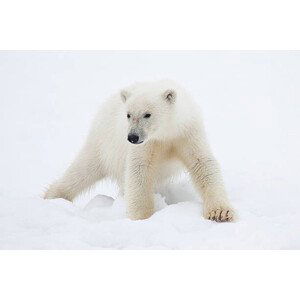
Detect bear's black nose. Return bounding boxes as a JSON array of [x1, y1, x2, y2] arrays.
[[127, 134, 139, 144]]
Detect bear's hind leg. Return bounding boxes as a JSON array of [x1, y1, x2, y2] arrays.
[[44, 147, 106, 201]]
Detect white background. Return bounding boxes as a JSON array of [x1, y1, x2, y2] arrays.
[[0, 0, 300, 299], [0, 51, 300, 250]]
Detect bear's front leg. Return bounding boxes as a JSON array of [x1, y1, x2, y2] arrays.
[[124, 146, 158, 221], [178, 138, 236, 222], [191, 157, 235, 222]]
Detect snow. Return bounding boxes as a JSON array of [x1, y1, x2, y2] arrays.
[[0, 51, 300, 249]]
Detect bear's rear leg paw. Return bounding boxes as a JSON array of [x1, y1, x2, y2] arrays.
[[44, 184, 73, 202]]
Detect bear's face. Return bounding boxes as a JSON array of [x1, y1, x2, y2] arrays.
[[121, 89, 176, 144]]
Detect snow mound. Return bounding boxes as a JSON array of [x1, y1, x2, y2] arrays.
[[1, 176, 299, 249]]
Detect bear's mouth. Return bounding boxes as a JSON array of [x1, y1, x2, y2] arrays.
[[128, 140, 144, 145]]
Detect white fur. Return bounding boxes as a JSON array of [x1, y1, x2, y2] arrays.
[[45, 80, 235, 222]]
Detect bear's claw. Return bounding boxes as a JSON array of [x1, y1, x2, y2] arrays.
[[204, 204, 235, 222]]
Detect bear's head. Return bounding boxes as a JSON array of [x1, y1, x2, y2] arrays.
[[120, 82, 179, 144]]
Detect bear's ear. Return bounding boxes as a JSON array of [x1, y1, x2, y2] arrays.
[[163, 89, 176, 103], [120, 90, 130, 103]]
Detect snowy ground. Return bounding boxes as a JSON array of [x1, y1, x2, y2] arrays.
[[0, 51, 300, 249]]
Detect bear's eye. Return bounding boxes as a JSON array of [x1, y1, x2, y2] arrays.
[[127, 114, 131, 119], [144, 113, 151, 118]]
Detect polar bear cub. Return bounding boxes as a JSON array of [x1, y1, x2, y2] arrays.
[[45, 80, 235, 222]]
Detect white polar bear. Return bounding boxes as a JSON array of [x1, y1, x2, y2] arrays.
[[45, 80, 235, 222]]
